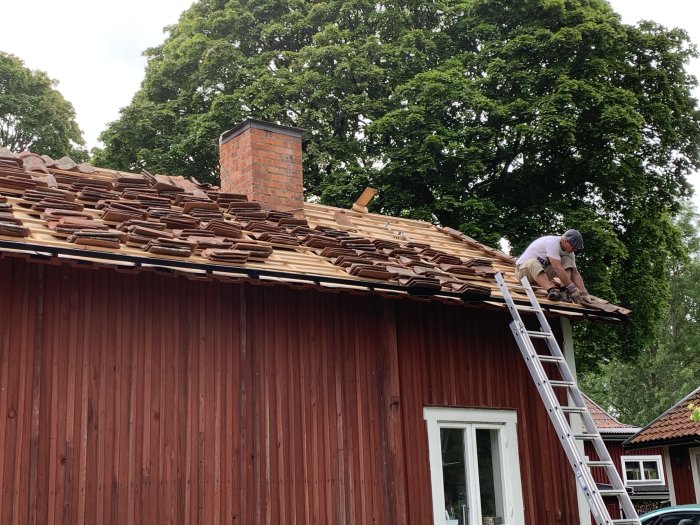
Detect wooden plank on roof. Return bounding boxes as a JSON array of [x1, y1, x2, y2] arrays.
[[318, 282, 371, 292]]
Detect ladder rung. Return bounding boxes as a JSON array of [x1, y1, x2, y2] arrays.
[[561, 406, 586, 413], [573, 433, 600, 441], [548, 380, 576, 388], [587, 460, 614, 468], [599, 489, 627, 497], [526, 330, 554, 339], [538, 355, 565, 363]]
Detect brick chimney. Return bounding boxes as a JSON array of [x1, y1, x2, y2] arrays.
[[219, 119, 304, 211]]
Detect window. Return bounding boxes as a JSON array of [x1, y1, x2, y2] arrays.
[[424, 408, 525, 525], [621, 456, 665, 485]]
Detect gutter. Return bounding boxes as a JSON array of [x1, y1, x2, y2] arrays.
[[623, 437, 700, 450]]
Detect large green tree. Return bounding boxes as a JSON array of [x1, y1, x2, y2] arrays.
[[0, 52, 86, 158], [581, 205, 700, 425], [95, 0, 700, 364]]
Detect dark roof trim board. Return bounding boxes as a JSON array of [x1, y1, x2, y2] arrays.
[[624, 436, 700, 450], [0, 238, 625, 320]]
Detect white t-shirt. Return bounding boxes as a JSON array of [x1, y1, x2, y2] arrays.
[[516, 235, 573, 267]]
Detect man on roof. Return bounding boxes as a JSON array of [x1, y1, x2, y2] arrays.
[[515, 229, 589, 303]]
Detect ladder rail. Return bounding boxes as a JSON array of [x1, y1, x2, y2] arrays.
[[519, 281, 630, 495], [496, 272, 640, 525]]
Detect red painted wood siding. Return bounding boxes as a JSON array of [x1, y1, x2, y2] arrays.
[[393, 300, 579, 524], [0, 256, 580, 524], [670, 446, 697, 504]]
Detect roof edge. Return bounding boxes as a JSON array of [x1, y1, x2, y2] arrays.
[[624, 436, 700, 450], [624, 385, 700, 447], [0, 240, 628, 322]]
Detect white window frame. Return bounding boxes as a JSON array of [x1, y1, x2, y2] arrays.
[[424, 407, 525, 525], [621, 455, 666, 486]]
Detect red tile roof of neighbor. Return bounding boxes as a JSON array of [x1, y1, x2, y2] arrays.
[[625, 386, 700, 448], [0, 141, 628, 321], [583, 393, 640, 435]]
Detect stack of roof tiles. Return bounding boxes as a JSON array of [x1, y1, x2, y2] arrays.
[[0, 148, 628, 319]]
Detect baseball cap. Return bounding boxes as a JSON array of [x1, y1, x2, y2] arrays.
[[562, 229, 584, 251]]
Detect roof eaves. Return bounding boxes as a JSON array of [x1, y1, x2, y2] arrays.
[[0, 239, 629, 322], [624, 436, 700, 450]]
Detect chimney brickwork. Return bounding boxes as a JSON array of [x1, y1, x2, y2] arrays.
[[219, 119, 304, 211]]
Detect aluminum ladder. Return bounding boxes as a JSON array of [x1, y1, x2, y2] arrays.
[[495, 273, 640, 525]]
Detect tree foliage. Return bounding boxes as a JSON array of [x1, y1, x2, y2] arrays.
[[95, 0, 700, 364], [0, 52, 86, 159], [580, 205, 700, 425]]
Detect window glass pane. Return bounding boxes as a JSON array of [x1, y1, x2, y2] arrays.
[[642, 461, 660, 480], [625, 461, 641, 481], [476, 428, 505, 524], [441, 428, 467, 524]]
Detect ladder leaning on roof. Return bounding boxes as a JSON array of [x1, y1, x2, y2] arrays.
[[494, 272, 641, 525]]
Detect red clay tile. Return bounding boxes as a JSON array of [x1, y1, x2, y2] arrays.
[[201, 248, 249, 263], [229, 242, 273, 259], [0, 222, 30, 237], [0, 176, 39, 191], [68, 229, 124, 249], [0, 212, 21, 224], [204, 219, 242, 238]]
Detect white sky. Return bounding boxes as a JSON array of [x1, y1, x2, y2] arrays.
[[0, 0, 698, 207], [0, 0, 194, 149]]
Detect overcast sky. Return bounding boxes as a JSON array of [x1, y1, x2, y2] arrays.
[[1, 0, 698, 207]]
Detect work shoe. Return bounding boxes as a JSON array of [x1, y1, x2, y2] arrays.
[[547, 287, 562, 301], [559, 287, 573, 303]]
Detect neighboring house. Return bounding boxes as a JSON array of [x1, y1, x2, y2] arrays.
[[625, 386, 700, 507], [0, 119, 629, 524], [583, 393, 670, 520]]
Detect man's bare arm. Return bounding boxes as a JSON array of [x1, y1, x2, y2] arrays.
[[548, 258, 573, 287]]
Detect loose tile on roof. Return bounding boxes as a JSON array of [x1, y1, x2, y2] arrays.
[[0, 153, 629, 320]]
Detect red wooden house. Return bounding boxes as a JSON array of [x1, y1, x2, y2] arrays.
[[0, 119, 629, 524], [624, 386, 700, 507], [583, 393, 670, 519]]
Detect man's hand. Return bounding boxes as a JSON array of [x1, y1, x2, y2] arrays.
[[564, 283, 583, 303]]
